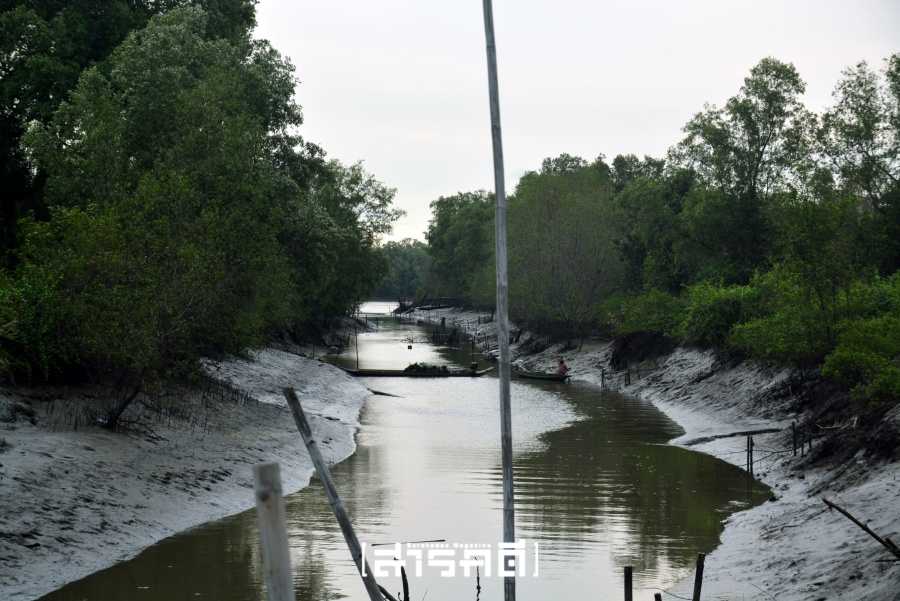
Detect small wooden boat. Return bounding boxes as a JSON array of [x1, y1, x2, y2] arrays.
[[513, 369, 570, 382], [341, 366, 495, 378]]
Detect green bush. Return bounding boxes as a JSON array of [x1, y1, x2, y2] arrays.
[[824, 314, 900, 404], [614, 289, 684, 336], [8, 7, 399, 386], [0, 273, 23, 379], [730, 268, 838, 364], [731, 270, 900, 367], [676, 281, 759, 347], [822, 274, 900, 404]]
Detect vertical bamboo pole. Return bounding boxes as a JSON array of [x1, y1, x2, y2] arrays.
[[692, 553, 705, 601], [624, 565, 633, 601], [253, 463, 294, 601], [481, 2, 516, 600]]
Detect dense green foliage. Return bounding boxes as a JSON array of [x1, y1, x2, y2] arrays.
[[0, 0, 257, 261], [425, 191, 495, 301], [425, 55, 900, 408], [371, 239, 431, 299], [0, 4, 400, 390]]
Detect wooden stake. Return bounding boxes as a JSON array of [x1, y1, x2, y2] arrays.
[[692, 553, 705, 601], [282, 388, 384, 601], [746, 435, 750, 473], [253, 463, 294, 601], [624, 565, 633, 601], [481, 2, 516, 600], [792, 421, 797, 456], [749, 436, 754, 478]]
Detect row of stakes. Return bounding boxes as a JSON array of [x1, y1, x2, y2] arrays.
[[623, 554, 705, 601]]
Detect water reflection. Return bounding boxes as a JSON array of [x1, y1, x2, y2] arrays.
[[40, 318, 768, 601]]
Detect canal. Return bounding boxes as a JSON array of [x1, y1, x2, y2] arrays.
[[40, 304, 769, 601]]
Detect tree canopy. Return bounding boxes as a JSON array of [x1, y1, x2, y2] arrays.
[[0, 4, 400, 394], [422, 55, 900, 408]]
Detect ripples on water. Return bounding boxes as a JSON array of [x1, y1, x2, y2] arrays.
[[40, 316, 769, 601]]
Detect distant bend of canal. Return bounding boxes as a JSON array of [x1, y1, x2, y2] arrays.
[[40, 301, 769, 601]]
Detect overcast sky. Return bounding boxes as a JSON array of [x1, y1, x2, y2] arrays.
[[255, 1, 899, 241]]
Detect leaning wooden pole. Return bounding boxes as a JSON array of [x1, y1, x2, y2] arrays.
[[481, 2, 516, 600], [282, 388, 384, 601]]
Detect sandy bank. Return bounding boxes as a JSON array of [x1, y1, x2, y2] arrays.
[[410, 307, 900, 601], [0, 348, 370, 601]]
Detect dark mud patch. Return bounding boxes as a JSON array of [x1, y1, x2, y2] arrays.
[[610, 331, 677, 370]]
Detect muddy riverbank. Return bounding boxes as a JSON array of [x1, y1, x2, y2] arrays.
[[411, 307, 900, 601], [0, 349, 370, 601], [31, 317, 772, 601]]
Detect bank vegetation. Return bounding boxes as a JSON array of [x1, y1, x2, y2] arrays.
[[413, 55, 900, 418], [0, 1, 401, 426]]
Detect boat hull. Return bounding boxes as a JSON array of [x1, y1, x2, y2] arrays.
[[514, 371, 570, 382], [341, 367, 495, 378]]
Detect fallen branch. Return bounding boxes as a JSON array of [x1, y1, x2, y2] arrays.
[[823, 497, 900, 559], [367, 388, 403, 398], [682, 427, 781, 446]]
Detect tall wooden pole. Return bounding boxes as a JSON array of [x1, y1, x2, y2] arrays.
[[481, 2, 516, 600]]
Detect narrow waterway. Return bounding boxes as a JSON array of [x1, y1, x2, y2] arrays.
[[39, 304, 769, 601]]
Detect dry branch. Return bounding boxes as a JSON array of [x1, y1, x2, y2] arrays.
[[823, 497, 900, 559]]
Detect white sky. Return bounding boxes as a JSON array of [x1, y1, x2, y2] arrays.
[[255, 1, 900, 241]]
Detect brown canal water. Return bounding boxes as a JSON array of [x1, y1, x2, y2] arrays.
[[39, 309, 769, 601]]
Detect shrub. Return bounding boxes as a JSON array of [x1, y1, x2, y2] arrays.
[[823, 275, 900, 405], [676, 281, 759, 347], [614, 289, 684, 336], [0, 274, 24, 380], [731, 267, 844, 364], [823, 314, 900, 404]]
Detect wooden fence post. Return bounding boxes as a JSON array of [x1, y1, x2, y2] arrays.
[[692, 553, 705, 601], [624, 565, 633, 601], [749, 436, 754, 478], [792, 421, 797, 456], [282, 389, 384, 601], [746, 435, 750, 473], [253, 463, 294, 601]]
